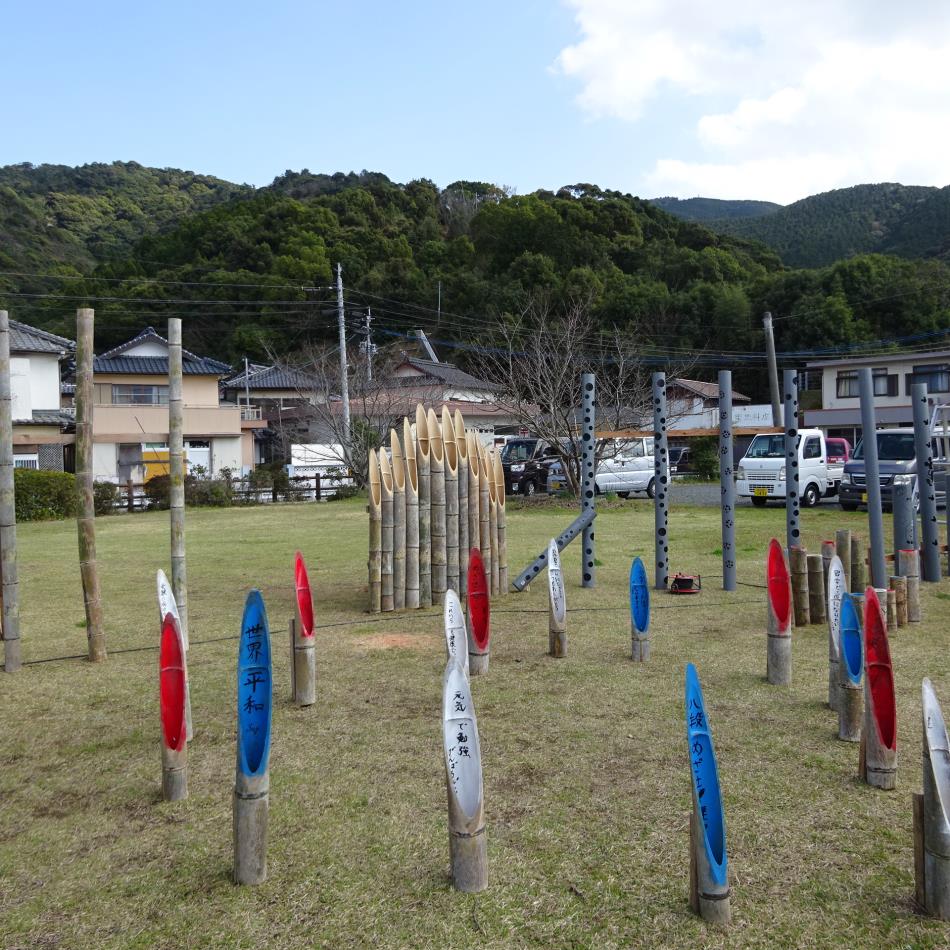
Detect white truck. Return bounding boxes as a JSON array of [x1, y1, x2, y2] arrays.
[[736, 428, 841, 507]]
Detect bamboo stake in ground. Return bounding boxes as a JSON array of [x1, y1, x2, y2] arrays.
[[807, 554, 826, 624], [837, 593, 864, 742], [547, 539, 566, 657], [827, 555, 846, 710], [850, 532, 866, 594], [891, 575, 908, 627], [168, 319, 191, 737], [630, 556, 650, 662], [442, 406, 459, 595], [821, 539, 835, 585], [467, 547, 490, 675], [0, 310, 21, 672], [391, 429, 406, 611], [75, 308, 105, 662], [899, 548, 921, 622], [403, 418, 420, 610], [861, 587, 897, 790], [766, 539, 792, 686], [367, 450, 382, 613], [919, 678, 950, 919], [454, 411, 469, 596], [428, 408, 446, 604], [159, 612, 188, 801], [488, 449, 500, 596], [478, 444, 492, 588], [886, 588, 897, 634], [442, 662, 487, 892], [379, 449, 394, 612], [466, 433, 481, 591], [492, 449, 508, 594], [416, 404, 432, 607], [789, 546, 810, 627], [835, 529, 852, 593], [292, 551, 316, 707]]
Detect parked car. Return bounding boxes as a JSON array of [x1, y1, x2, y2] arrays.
[[500, 438, 558, 496], [826, 438, 851, 465], [736, 428, 840, 507], [594, 437, 656, 498], [669, 446, 691, 475], [838, 429, 945, 511]]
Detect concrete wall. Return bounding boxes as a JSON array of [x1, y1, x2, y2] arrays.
[[93, 442, 117, 480], [94, 373, 221, 406], [92, 404, 241, 442], [211, 435, 242, 476]]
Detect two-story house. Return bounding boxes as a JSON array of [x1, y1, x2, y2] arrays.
[[10, 320, 75, 470], [90, 327, 258, 483]]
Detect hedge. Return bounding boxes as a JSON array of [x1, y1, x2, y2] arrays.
[[14, 468, 79, 521]]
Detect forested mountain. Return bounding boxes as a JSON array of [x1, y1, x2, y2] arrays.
[[1, 163, 949, 402], [650, 196, 781, 223], [708, 183, 950, 267]]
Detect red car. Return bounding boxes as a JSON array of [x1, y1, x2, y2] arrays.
[[826, 438, 851, 464]]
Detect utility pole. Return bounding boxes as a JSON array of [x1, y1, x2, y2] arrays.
[[243, 356, 251, 411], [763, 311, 782, 427], [336, 263, 351, 450], [437, 281, 441, 325], [364, 308, 373, 385]]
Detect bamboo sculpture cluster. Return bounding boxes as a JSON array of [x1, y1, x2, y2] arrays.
[[367, 406, 508, 611]]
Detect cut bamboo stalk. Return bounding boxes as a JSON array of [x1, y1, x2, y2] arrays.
[[547, 539, 567, 658], [850, 532, 866, 593], [821, 539, 835, 585], [478, 444, 492, 588], [234, 590, 272, 885], [0, 310, 21, 672], [921, 678, 950, 919], [368, 449, 382, 613], [836, 528, 852, 593], [467, 547, 490, 675], [416, 404, 432, 607], [442, 406, 460, 595], [292, 551, 316, 707], [630, 556, 650, 662], [488, 450, 500, 597], [492, 449, 508, 595], [789, 546, 810, 627], [379, 449, 394, 612], [75, 308, 105, 662], [861, 587, 897, 790], [454, 411, 469, 596], [442, 662, 487, 892], [837, 592, 864, 742], [807, 554, 826, 624], [157, 570, 192, 760], [403, 418, 420, 609], [891, 574, 908, 627], [886, 588, 897, 634], [168, 319, 191, 738], [391, 429, 406, 611], [444, 590, 469, 675], [466, 433, 481, 591], [428, 408, 447, 604], [159, 612, 188, 801], [766, 539, 792, 686], [915, 790, 927, 913], [827, 556, 846, 711], [899, 548, 921, 622]]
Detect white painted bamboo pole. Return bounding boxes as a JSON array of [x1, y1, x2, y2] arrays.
[[454, 411, 469, 596], [836, 528, 852, 593], [368, 450, 382, 613], [0, 311, 21, 672], [403, 418, 420, 609], [391, 429, 406, 611], [547, 539, 566, 658], [379, 449, 394, 612], [442, 406, 459, 595], [493, 449, 508, 595], [899, 548, 921, 623], [921, 678, 950, 919], [416, 404, 432, 607], [428, 408, 447, 604]]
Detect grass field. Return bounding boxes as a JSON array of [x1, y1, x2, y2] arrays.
[[2, 496, 950, 948]]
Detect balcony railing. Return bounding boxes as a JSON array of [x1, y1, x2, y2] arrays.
[[240, 405, 263, 421]]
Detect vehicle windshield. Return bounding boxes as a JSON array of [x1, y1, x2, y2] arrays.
[[852, 433, 916, 462], [501, 440, 538, 463], [745, 434, 785, 459], [668, 447, 685, 462]]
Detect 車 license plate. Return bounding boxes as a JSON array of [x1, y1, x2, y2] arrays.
[[753, 486, 768, 497]]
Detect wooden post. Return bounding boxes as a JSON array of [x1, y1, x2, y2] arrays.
[[379, 449, 394, 612], [898, 548, 921, 623], [159, 613, 188, 801], [891, 575, 908, 627], [428, 408, 446, 604], [850, 532, 866, 594], [838, 594, 863, 743], [466, 433, 481, 594], [0, 311, 21, 672], [766, 539, 792, 686], [478, 444, 491, 588], [367, 450, 382, 613], [835, 529, 852, 593], [391, 429, 406, 610], [547, 539, 566, 658], [488, 450, 500, 597], [442, 406, 459, 595], [861, 588, 897, 790], [442, 663, 487, 892], [886, 588, 897, 634], [454, 411, 469, 596], [492, 449, 508, 595], [807, 553, 826, 624], [292, 551, 316, 707], [416, 404, 432, 607], [921, 679, 950, 919], [821, 539, 835, 584], [126, 478, 135, 513], [403, 419, 420, 610], [789, 546, 810, 627], [168, 319, 191, 737], [75, 308, 105, 662]]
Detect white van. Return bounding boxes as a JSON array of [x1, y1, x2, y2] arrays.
[[595, 437, 656, 498], [736, 428, 839, 507]]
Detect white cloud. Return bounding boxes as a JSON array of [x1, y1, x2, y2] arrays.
[[557, 1, 950, 201]]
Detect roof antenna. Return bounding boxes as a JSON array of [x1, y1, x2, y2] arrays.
[[414, 328, 440, 363]]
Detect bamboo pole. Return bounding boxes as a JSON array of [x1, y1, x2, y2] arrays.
[[850, 533, 866, 594], [0, 311, 21, 672], [379, 449, 394, 612], [368, 450, 382, 613], [403, 418, 420, 610], [442, 406, 459, 595], [766, 540, 792, 686], [416, 404, 432, 607], [821, 539, 835, 585], [75, 308, 105, 662], [454, 411, 469, 596], [478, 443, 491, 588], [391, 429, 406, 611], [838, 595, 864, 743], [292, 552, 316, 707], [827, 555, 846, 711], [488, 449, 500, 596], [899, 548, 921, 622], [547, 539, 567, 658], [789, 546, 810, 627], [168, 319, 192, 739], [428, 408, 447, 604], [493, 449, 508, 595], [835, 529, 852, 593], [861, 589, 897, 790], [807, 554, 826, 624], [921, 678, 950, 919], [886, 588, 897, 634], [160, 614, 188, 801], [466, 433, 480, 580], [891, 575, 908, 627]]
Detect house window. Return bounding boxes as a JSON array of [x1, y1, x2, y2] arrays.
[[907, 364, 950, 395], [14, 455, 39, 469], [112, 384, 169, 405], [873, 369, 898, 397], [836, 371, 859, 398]]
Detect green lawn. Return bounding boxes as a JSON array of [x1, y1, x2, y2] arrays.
[[2, 497, 950, 948]]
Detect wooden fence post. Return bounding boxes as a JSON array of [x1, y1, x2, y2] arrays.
[[0, 311, 21, 672]]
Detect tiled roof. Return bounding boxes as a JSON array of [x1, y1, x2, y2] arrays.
[[14, 409, 74, 427], [9, 320, 74, 356], [397, 357, 500, 392], [669, 376, 751, 404], [223, 364, 316, 392], [96, 326, 231, 376]]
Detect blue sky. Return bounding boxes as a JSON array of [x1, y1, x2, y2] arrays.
[[5, 1, 950, 203]]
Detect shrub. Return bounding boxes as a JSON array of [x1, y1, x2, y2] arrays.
[[690, 437, 719, 481], [93, 480, 121, 515], [14, 469, 79, 521], [144, 474, 171, 509]]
